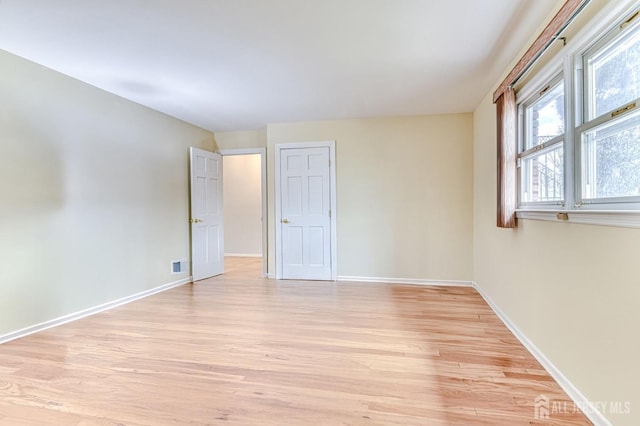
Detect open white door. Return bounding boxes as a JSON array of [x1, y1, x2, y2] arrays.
[[275, 142, 337, 281], [190, 147, 224, 281]]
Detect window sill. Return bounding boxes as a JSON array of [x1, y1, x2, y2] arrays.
[[515, 209, 640, 229]]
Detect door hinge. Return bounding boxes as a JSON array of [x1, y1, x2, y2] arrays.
[[328, 209, 331, 218]]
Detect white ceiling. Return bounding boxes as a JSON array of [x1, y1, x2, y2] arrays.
[[0, 0, 558, 132]]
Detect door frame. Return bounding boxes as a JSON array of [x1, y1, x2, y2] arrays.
[[219, 148, 268, 278], [274, 141, 337, 281]]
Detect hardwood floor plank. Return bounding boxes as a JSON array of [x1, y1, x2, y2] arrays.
[[0, 257, 591, 425]]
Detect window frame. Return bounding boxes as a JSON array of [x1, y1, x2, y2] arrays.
[[575, 13, 640, 208], [575, 107, 640, 207], [517, 74, 567, 208], [515, 0, 640, 228]]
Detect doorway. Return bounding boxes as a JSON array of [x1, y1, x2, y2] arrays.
[[220, 148, 267, 277]]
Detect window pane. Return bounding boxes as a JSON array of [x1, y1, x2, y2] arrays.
[[521, 146, 564, 203], [581, 110, 640, 199], [586, 24, 640, 119], [525, 82, 564, 149]]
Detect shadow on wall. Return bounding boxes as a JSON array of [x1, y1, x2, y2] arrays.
[[0, 115, 66, 218], [0, 113, 67, 334]]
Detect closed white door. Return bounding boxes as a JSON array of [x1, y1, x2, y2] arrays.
[[280, 146, 332, 280], [190, 147, 224, 281]]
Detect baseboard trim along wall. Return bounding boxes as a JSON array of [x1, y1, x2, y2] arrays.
[[471, 281, 612, 426], [0, 277, 193, 345], [338, 275, 473, 287], [224, 253, 262, 258]]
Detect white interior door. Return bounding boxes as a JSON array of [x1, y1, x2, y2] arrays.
[[279, 146, 332, 280], [190, 147, 223, 281]]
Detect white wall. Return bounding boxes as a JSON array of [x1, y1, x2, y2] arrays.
[[223, 154, 262, 256], [266, 115, 474, 281], [0, 50, 215, 337], [216, 129, 267, 150]]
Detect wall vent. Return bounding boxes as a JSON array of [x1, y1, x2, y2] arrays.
[[171, 259, 188, 274]]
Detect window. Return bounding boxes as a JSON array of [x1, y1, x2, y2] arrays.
[[519, 77, 565, 205], [517, 4, 640, 224], [578, 16, 640, 205]]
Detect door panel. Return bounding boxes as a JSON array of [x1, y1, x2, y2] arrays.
[[308, 176, 324, 215], [308, 227, 325, 266], [287, 226, 304, 265], [287, 176, 303, 215], [190, 147, 223, 281], [280, 146, 331, 280]]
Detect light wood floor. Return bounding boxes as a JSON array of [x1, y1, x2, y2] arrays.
[[0, 257, 590, 425]]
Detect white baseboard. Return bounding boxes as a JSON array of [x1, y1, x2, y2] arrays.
[[472, 281, 612, 426], [0, 276, 193, 345], [338, 275, 473, 287], [224, 253, 262, 258]]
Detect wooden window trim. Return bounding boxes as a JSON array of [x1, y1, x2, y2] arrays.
[[493, 0, 590, 103], [496, 88, 518, 228], [494, 0, 590, 228]]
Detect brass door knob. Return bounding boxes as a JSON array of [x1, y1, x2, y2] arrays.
[[281, 218, 290, 224], [190, 218, 203, 223]]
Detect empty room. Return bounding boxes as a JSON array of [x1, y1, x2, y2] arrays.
[[0, 0, 638, 425]]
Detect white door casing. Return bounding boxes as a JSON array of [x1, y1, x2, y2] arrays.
[[275, 141, 337, 280], [190, 147, 224, 281]]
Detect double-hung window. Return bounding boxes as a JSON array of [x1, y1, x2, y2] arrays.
[[577, 14, 640, 206], [519, 77, 565, 206], [516, 3, 640, 224]]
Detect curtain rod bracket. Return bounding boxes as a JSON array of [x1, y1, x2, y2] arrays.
[[492, 0, 591, 103]]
